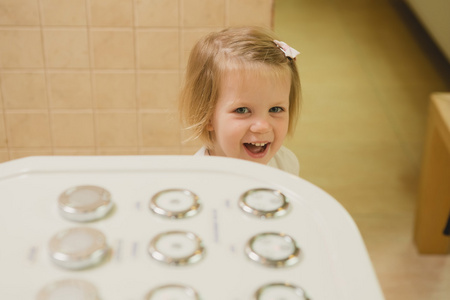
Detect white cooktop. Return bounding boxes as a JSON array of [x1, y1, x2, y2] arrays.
[[0, 156, 384, 300]]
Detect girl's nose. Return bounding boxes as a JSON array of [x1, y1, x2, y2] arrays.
[[250, 117, 271, 133]]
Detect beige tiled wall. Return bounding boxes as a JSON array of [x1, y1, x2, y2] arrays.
[[0, 0, 274, 162]]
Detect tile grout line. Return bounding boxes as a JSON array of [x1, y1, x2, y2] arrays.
[[133, 0, 143, 152], [85, 0, 99, 155], [37, 0, 55, 156], [224, 0, 229, 26], [0, 70, 11, 161], [178, 0, 183, 154]]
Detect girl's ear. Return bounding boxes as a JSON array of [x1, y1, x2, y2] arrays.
[[206, 119, 214, 131]]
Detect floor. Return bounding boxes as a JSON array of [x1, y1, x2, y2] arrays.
[[274, 0, 450, 299]]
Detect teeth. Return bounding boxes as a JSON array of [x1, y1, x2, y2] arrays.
[[250, 143, 266, 147]]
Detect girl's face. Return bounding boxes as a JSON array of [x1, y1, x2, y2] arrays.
[[208, 68, 291, 165]]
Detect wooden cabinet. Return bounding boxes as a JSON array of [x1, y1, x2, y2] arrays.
[[415, 93, 450, 254]]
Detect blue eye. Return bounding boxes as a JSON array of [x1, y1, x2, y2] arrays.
[[235, 107, 249, 114], [269, 107, 284, 113]]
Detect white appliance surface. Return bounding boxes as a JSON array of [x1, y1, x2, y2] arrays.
[[0, 156, 385, 300]]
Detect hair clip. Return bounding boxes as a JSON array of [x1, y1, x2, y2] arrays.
[[273, 40, 300, 59]]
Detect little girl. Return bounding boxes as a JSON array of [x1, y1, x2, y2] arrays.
[[179, 26, 301, 176]]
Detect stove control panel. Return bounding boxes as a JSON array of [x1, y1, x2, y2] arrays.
[[0, 156, 384, 300]]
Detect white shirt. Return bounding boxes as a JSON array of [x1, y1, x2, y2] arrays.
[[194, 145, 299, 176]]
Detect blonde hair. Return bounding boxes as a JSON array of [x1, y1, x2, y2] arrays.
[[179, 26, 301, 148]]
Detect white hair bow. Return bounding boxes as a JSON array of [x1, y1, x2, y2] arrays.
[[274, 40, 300, 59]]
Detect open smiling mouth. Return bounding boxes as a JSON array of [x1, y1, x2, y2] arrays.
[[244, 142, 269, 154]]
